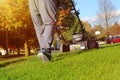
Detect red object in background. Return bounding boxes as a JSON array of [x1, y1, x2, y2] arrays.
[[106, 35, 120, 44]]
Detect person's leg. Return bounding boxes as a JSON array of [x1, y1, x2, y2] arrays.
[[29, 0, 52, 62], [37, 0, 57, 53], [28, 0, 45, 49], [29, 0, 57, 62]]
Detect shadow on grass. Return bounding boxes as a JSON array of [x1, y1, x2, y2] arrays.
[[0, 54, 27, 68], [0, 58, 27, 68], [51, 50, 85, 62]]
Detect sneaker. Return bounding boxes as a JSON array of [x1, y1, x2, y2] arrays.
[[37, 52, 51, 62], [44, 53, 52, 61]]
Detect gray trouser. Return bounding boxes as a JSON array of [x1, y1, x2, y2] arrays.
[[28, 0, 57, 52]]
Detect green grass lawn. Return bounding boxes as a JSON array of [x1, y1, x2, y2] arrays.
[[0, 44, 120, 80]]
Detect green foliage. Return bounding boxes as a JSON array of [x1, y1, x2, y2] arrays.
[[0, 44, 120, 80], [0, 0, 38, 54]]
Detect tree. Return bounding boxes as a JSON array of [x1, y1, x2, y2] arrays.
[[109, 22, 120, 35], [93, 25, 106, 40], [97, 0, 116, 38], [9, 0, 37, 56], [82, 21, 93, 40], [0, 0, 37, 56], [55, 0, 77, 44]]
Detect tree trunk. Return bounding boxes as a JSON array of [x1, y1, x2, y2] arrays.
[[24, 41, 30, 57], [16, 46, 20, 55]]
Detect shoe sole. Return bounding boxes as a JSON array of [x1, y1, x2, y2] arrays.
[[37, 53, 50, 62]]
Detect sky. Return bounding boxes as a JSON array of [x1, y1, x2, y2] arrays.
[[75, 0, 120, 26]]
